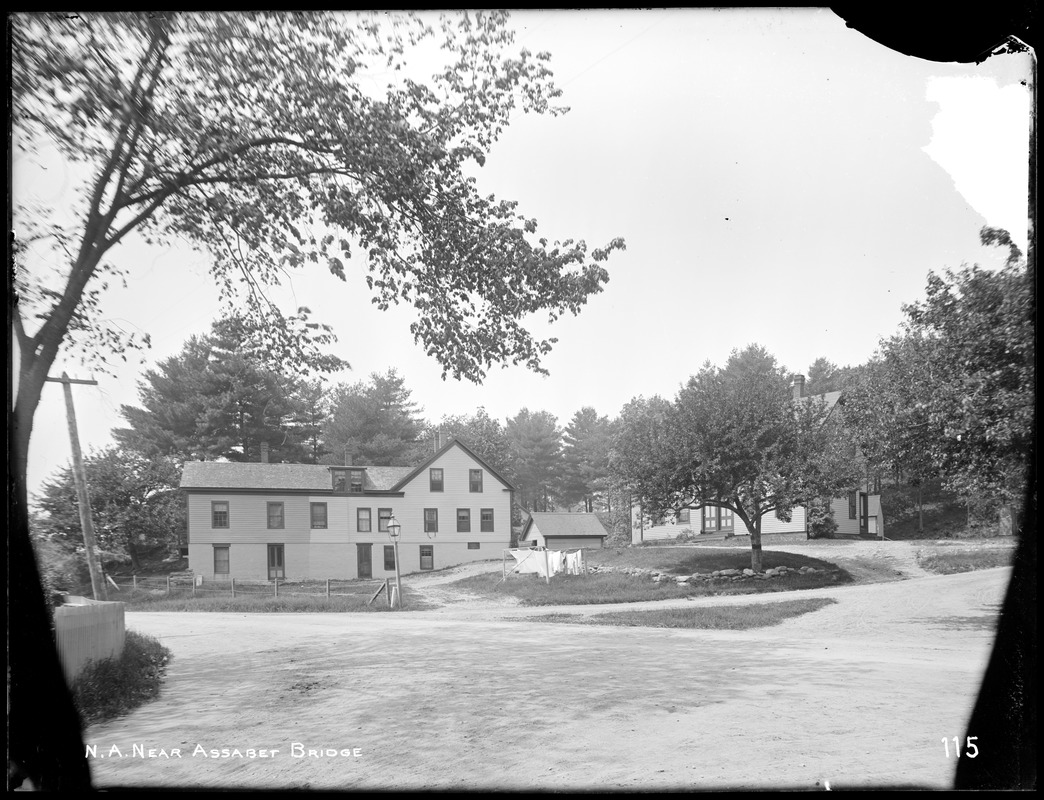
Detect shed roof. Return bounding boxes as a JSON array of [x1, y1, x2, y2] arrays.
[[528, 512, 609, 538]]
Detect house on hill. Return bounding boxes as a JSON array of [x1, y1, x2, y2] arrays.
[[634, 374, 884, 542], [181, 438, 514, 580], [519, 512, 608, 550]]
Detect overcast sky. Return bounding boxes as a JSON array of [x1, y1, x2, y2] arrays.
[[14, 9, 1032, 499]]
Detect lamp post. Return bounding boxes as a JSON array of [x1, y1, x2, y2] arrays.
[[388, 516, 403, 609]]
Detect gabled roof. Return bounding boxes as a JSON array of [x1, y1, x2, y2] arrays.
[[388, 437, 516, 492], [798, 390, 842, 414], [180, 461, 411, 492], [179, 437, 515, 493], [525, 512, 608, 539]]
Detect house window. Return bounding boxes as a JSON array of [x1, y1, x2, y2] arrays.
[[457, 508, 471, 533], [468, 542, 481, 550], [384, 545, 396, 571], [267, 502, 284, 529], [378, 508, 392, 533], [480, 508, 494, 533], [213, 545, 230, 575], [420, 545, 434, 570], [349, 470, 365, 494], [677, 509, 690, 524], [211, 501, 229, 529], [332, 469, 347, 493], [702, 506, 733, 532], [310, 502, 328, 529], [848, 491, 858, 520], [424, 509, 438, 534], [470, 469, 483, 493], [430, 468, 444, 492], [357, 508, 372, 533]]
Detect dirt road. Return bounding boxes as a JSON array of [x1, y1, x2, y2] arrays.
[[84, 546, 1013, 791]]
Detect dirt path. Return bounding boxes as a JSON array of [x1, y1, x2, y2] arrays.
[[84, 553, 1014, 791]]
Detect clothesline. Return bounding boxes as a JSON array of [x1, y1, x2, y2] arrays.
[[502, 547, 587, 582]]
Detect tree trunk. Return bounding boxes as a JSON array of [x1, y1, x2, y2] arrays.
[[749, 520, 763, 572], [917, 485, 924, 533]]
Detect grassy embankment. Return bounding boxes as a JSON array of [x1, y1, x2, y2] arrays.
[[72, 631, 173, 724], [525, 597, 838, 629], [449, 547, 851, 606]]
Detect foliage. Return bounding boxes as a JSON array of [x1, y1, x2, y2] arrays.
[[804, 357, 863, 396], [321, 369, 426, 466], [33, 446, 185, 571], [558, 407, 613, 512], [505, 408, 562, 511], [436, 407, 511, 473], [71, 630, 172, 725], [805, 497, 838, 539], [916, 546, 1016, 575], [612, 345, 859, 571], [843, 227, 1033, 514], [116, 316, 333, 463]]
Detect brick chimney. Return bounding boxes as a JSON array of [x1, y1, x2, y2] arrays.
[[260, 442, 269, 463], [792, 374, 805, 400]]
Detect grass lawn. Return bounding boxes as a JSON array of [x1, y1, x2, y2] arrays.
[[916, 546, 1015, 575], [450, 548, 850, 606], [523, 597, 838, 629], [119, 585, 430, 612]]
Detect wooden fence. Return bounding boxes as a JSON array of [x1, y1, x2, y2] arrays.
[[108, 574, 391, 602], [54, 597, 126, 685]]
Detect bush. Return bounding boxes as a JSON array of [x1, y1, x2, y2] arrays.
[[71, 630, 172, 725]]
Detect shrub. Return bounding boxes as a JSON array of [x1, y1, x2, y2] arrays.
[[71, 630, 172, 725], [806, 499, 837, 539]]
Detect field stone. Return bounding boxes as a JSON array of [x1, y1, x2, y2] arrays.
[[743, 569, 755, 576]]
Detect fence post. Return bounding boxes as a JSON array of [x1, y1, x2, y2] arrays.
[[274, 578, 279, 597], [385, 578, 391, 607], [326, 579, 330, 598], [133, 575, 137, 591], [167, 574, 171, 596], [192, 577, 196, 596], [231, 577, 236, 598]]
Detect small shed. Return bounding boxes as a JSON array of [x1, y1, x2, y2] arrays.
[[521, 512, 608, 550]]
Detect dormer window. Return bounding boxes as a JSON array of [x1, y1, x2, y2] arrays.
[[349, 469, 364, 493], [332, 468, 365, 494]]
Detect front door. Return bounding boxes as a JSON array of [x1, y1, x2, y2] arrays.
[[859, 493, 869, 535], [267, 544, 285, 580], [357, 544, 372, 580]]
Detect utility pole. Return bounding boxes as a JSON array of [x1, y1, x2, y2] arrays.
[[44, 373, 106, 600]]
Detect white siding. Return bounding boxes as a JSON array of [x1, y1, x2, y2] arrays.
[[187, 443, 512, 579]]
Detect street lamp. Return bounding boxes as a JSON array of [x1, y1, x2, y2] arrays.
[[387, 515, 403, 610]]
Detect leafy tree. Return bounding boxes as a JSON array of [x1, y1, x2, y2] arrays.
[[10, 12, 623, 785], [804, 357, 863, 396], [436, 407, 511, 473], [505, 408, 562, 512], [34, 447, 185, 572], [322, 370, 426, 466], [559, 407, 613, 512], [615, 346, 858, 571], [867, 228, 1032, 512], [610, 395, 680, 525], [116, 316, 329, 463]]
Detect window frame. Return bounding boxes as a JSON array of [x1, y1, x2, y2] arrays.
[[310, 502, 328, 529], [429, 468, 444, 492], [419, 544, 434, 571], [357, 507, 372, 533], [213, 545, 230, 575], [267, 502, 285, 530], [384, 545, 396, 571], [469, 469, 483, 493], [211, 500, 229, 529], [457, 508, 471, 533], [424, 508, 438, 534], [480, 508, 494, 533], [677, 509, 690, 524], [467, 542, 481, 550], [378, 508, 392, 533], [848, 491, 858, 520], [349, 469, 365, 494], [332, 469, 348, 494]]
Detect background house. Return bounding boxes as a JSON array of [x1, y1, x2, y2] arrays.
[[634, 375, 884, 543], [519, 512, 608, 549], [181, 439, 514, 580]]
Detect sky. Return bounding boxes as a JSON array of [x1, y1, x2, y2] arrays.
[[12, 9, 1033, 500]]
